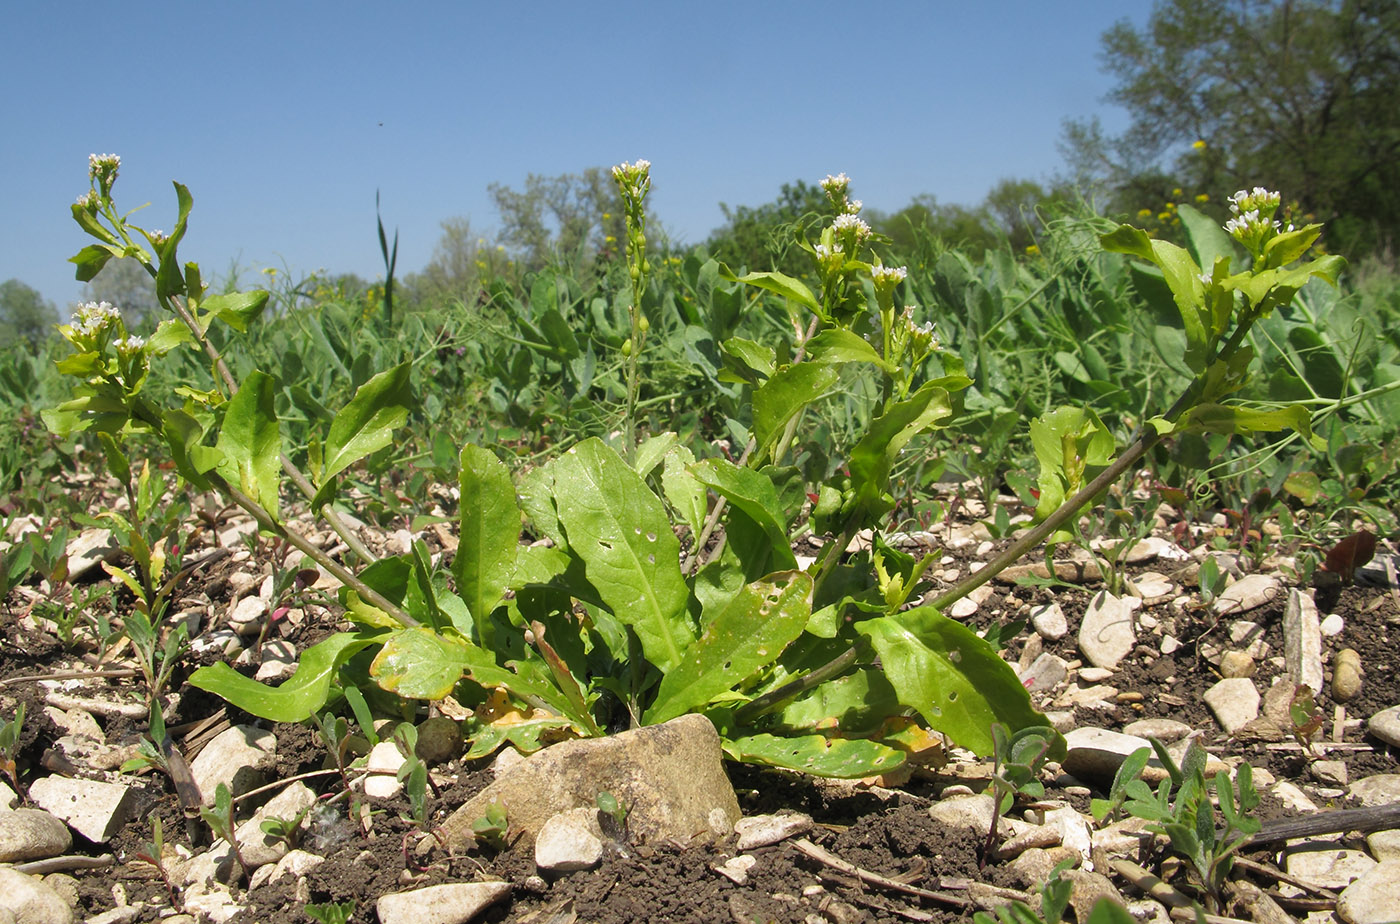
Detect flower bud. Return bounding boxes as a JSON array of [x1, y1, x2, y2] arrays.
[[621, 338, 633, 357]]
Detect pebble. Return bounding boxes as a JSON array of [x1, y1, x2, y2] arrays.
[[1336, 859, 1400, 923], [1219, 650, 1256, 678], [1285, 846, 1376, 889], [734, 812, 813, 850], [534, 808, 604, 873], [415, 716, 465, 765], [0, 867, 73, 924], [364, 741, 407, 800], [0, 808, 71, 863], [713, 855, 757, 885], [1368, 705, 1400, 748], [1078, 591, 1137, 670], [1031, 603, 1067, 641], [1056, 685, 1120, 711], [28, 776, 135, 843], [1349, 775, 1400, 806], [1214, 573, 1281, 615], [1332, 649, 1364, 702], [64, 527, 118, 580], [1284, 589, 1325, 693], [1321, 612, 1345, 636], [1122, 718, 1191, 742], [0, 780, 17, 810], [227, 595, 267, 636], [1061, 727, 1154, 782], [1367, 830, 1400, 862], [1203, 677, 1260, 733], [375, 881, 511, 924], [1311, 760, 1349, 786], [253, 640, 298, 682], [248, 849, 325, 891], [1078, 667, 1115, 683], [189, 725, 277, 805], [1019, 654, 1069, 694]]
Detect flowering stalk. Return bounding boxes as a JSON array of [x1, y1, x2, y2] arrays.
[[611, 159, 651, 456]]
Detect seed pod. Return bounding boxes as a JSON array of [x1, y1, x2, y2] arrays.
[[638, 316, 650, 333], [1331, 647, 1363, 703], [621, 338, 633, 357]]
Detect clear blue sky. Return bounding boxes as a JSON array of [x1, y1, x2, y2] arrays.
[[3, 1, 1148, 313]]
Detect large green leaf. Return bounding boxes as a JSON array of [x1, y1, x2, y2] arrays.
[[857, 606, 1060, 758], [806, 329, 895, 373], [660, 445, 707, 543], [753, 362, 840, 458], [551, 439, 693, 672], [321, 361, 413, 482], [188, 631, 381, 722], [644, 571, 811, 724], [848, 382, 953, 515], [455, 444, 520, 646], [370, 627, 470, 700], [720, 267, 821, 314], [688, 458, 796, 571], [1174, 402, 1322, 448], [723, 732, 906, 779], [215, 370, 282, 521]]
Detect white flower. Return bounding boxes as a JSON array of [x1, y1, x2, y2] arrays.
[[846, 199, 863, 214], [1198, 272, 1213, 286], [872, 265, 908, 287], [87, 153, 120, 181], [820, 173, 850, 194], [832, 213, 871, 242], [814, 242, 844, 260], [114, 335, 146, 354], [70, 301, 122, 337]]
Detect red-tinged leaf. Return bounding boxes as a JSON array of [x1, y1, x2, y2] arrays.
[[1323, 530, 1376, 583]]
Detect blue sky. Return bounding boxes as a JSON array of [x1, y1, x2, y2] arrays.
[[2, 1, 1148, 312]]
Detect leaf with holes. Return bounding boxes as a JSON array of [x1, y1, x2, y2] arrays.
[[644, 571, 811, 724], [857, 606, 1060, 758], [550, 438, 693, 672]]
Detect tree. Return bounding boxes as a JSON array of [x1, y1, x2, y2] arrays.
[[0, 279, 59, 348], [487, 168, 627, 272], [83, 257, 160, 326], [1065, 0, 1400, 255]]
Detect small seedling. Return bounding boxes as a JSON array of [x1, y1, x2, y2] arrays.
[[317, 712, 368, 837], [200, 782, 252, 880], [1288, 685, 1325, 753], [392, 723, 430, 828], [0, 703, 25, 792], [1091, 746, 1151, 824], [985, 724, 1055, 866], [471, 802, 510, 850], [1120, 739, 1261, 910], [973, 859, 1074, 924], [596, 790, 628, 842], [304, 900, 355, 924], [259, 807, 311, 852], [133, 814, 181, 909]]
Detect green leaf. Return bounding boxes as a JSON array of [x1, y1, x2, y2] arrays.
[[660, 446, 707, 543], [1083, 898, 1137, 924], [1177, 403, 1321, 449], [688, 458, 797, 571], [321, 361, 413, 482], [752, 362, 840, 459], [806, 329, 896, 373], [155, 184, 193, 300], [215, 370, 282, 521], [721, 267, 821, 314], [857, 606, 1060, 758], [645, 571, 811, 724], [455, 444, 519, 646], [848, 382, 954, 516], [720, 338, 776, 383], [201, 290, 270, 333], [723, 732, 906, 779], [370, 627, 470, 700], [1177, 203, 1239, 273], [551, 439, 693, 671], [188, 631, 381, 722], [69, 244, 117, 282], [632, 432, 679, 477]]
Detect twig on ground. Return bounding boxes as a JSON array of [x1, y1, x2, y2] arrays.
[[790, 838, 976, 910], [13, 855, 115, 875]]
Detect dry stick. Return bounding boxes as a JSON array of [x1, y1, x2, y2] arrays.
[[12, 855, 115, 875], [0, 668, 138, 687], [1242, 800, 1400, 846], [790, 838, 977, 910]]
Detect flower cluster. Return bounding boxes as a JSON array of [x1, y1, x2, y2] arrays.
[[871, 264, 908, 304], [611, 160, 651, 203], [88, 153, 121, 197], [814, 241, 845, 274], [820, 173, 862, 215], [69, 301, 122, 339], [113, 334, 147, 356], [831, 212, 872, 248], [1224, 186, 1290, 254]]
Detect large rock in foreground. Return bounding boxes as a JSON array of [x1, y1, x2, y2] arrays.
[[432, 714, 740, 852]]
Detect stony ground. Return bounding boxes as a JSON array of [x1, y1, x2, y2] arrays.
[[1, 489, 1399, 924]]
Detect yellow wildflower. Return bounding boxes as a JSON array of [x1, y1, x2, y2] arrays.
[[1025, 244, 1040, 256], [1192, 139, 1207, 151], [1195, 193, 1210, 203]]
